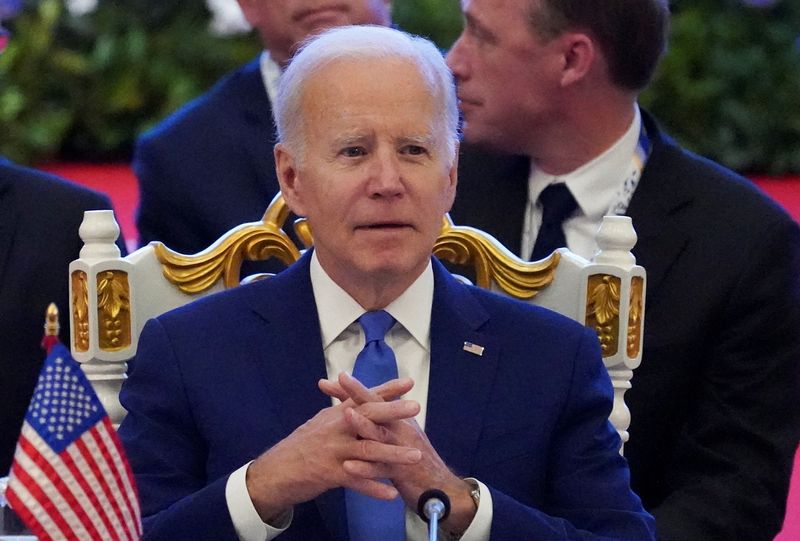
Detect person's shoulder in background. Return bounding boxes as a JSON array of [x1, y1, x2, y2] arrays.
[[0, 157, 127, 253]]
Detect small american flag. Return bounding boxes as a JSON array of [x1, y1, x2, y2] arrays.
[[462, 341, 485, 356], [5, 343, 141, 540]]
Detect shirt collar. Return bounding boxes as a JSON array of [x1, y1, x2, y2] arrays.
[[309, 251, 433, 351], [258, 50, 282, 104], [529, 105, 642, 220]]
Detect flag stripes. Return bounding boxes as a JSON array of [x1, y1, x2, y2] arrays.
[[5, 344, 142, 540], [11, 437, 103, 539], [96, 417, 141, 526], [72, 434, 133, 540]]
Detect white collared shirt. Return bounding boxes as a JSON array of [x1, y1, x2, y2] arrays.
[[258, 50, 282, 104], [522, 106, 642, 260], [225, 252, 491, 540]]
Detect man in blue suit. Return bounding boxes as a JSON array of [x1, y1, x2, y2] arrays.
[[119, 26, 655, 540], [134, 0, 392, 253]]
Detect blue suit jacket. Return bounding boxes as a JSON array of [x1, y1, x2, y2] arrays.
[[133, 58, 288, 257], [118, 254, 655, 540]]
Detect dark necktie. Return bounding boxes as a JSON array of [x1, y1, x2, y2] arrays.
[[531, 183, 578, 260], [345, 311, 405, 541]]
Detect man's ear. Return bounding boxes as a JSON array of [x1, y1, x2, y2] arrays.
[[445, 141, 459, 212], [559, 32, 595, 87], [274, 143, 307, 216]]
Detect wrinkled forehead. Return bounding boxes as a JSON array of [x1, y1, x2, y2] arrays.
[[300, 60, 446, 146], [297, 57, 441, 127]]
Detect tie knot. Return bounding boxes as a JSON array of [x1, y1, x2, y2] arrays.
[[539, 183, 578, 225], [358, 311, 395, 343]]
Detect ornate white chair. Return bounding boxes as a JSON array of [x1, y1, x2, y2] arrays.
[[69, 194, 645, 448]]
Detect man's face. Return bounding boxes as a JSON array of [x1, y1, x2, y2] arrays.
[[446, 0, 564, 154], [276, 58, 457, 291], [238, 0, 391, 65]]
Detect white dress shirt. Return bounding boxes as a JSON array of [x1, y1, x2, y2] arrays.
[[225, 252, 492, 540], [521, 105, 643, 260], [259, 50, 281, 104]]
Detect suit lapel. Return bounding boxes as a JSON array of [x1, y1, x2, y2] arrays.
[[0, 163, 19, 289], [244, 252, 347, 540], [626, 113, 693, 295], [425, 260, 498, 477], [452, 145, 530, 254]]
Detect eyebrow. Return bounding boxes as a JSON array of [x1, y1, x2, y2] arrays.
[[331, 133, 372, 148], [464, 11, 498, 43], [397, 134, 437, 148]]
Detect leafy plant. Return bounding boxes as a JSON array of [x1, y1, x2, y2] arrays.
[[0, 0, 259, 162], [641, 0, 800, 174]]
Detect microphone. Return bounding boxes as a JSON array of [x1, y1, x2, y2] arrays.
[[417, 489, 451, 541]]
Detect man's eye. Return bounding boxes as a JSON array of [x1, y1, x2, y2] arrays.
[[341, 147, 366, 158], [467, 22, 494, 45], [403, 145, 427, 156]]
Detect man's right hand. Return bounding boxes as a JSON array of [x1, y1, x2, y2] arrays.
[[244, 377, 422, 523]]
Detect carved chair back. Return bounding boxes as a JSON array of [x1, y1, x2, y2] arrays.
[[69, 194, 645, 448]]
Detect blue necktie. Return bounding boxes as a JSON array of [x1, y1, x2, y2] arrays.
[[345, 310, 405, 541], [531, 183, 578, 260]]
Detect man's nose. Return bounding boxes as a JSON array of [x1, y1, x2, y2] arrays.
[[368, 152, 404, 197], [445, 36, 467, 77]]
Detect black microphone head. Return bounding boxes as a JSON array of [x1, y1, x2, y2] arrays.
[[417, 488, 451, 523]]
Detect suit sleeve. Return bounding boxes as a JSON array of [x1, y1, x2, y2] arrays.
[[487, 328, 657, 540], [652, 216, 800, 541], [118, 318, 240, 541]]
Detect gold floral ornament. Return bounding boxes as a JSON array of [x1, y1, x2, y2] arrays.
[[96, 270, 131, 351], [155, 194, 301, 294], [433, 214, 560, 296], [627, 276, 644, 357], [71, 270, 90, 352], [586, 274, 621, 357]]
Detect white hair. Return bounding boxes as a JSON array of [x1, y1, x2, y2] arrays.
[[273, 25, 459, 164]]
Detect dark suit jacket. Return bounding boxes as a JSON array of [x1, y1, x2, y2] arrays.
[[118, 253, 655, 540], [450, 111, 800, 541], [0, 159, 124, 474], [134, 57, 281, 255]]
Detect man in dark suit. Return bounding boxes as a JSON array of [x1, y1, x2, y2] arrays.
[[134, 0, 392, 253], [118, 26, 655, 540], [0, 158, 125, 474], [446, 1, 800, 540]]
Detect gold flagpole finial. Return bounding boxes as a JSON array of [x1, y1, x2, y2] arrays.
[[44, 302, 60, 337]]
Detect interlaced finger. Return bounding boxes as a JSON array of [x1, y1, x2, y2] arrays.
[[318, 374, 413, 406], [346, 438, 421, 466]]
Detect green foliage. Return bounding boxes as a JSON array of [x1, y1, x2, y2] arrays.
[[394, 0, 462, 47], [0, 0, 259, 162], [2, 0, 799, 174], [641, 0, 800, 174]]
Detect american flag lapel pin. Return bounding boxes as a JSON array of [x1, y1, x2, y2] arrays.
[[463, 341, 485, 356]]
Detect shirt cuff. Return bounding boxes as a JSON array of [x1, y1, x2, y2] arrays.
[[225, 461, 293, 541], [445, 478, 492, 541]]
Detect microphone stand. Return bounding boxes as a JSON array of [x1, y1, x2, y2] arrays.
[[417, 489, 451, 541]]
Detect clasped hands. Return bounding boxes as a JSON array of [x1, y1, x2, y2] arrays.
[[245, 372, 475, 533]]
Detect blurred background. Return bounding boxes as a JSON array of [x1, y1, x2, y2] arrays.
[[1, 0, 799, 244]]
